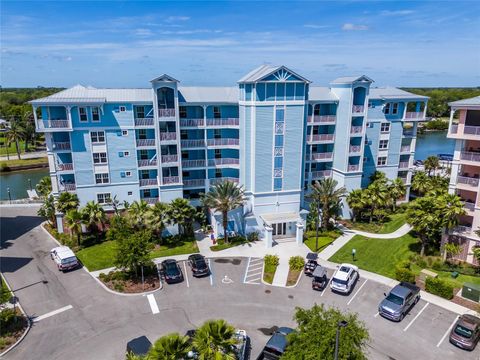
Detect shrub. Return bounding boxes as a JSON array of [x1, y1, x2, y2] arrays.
[[289, 256, 305, 271], [425, 277, 454, 300], [395, 261, 416, 283], [431, 260, 443, 271], [0, 163, 10, 172], [247, 231, 260, 242], [264, 254, 279, 267]]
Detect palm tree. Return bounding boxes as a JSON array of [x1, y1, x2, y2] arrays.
[[388, 178, 406, 212], [56, 192, 79, 214], [147, 333, 191, 360], [411, 171, 430, 195], [82, 201, 107, 239], [424, 156, 440, 176], [308, 178, 347, 230], [366, 181, 388, 223], [6, 120, 25, 160], [127, 200, 150, 229], [369, 171, 387, 185], [193, 320, 237, 360], [21, 112, 35, 152], [36, 176, 52, 199], [201, 181, 246, 244], [166, 198, 198, 237], [37, 194, 56, 227], [64, 209, 84, 246], [346, 189, 366, 222], [148, 202, 169, 239]]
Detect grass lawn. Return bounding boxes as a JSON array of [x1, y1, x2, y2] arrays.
[[263, 263, 277, 284], [344, 212, 407, 234], [149, 238, 199, 259], [1, 157, 48, 168], [210, 236, 250, 252], [304, 229, 342, 253]]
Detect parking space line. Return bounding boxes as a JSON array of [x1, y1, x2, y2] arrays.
[[246, 271, 262, 278], [243, 257, 251, 283], [437, 315, 459, 347], [208, 259, 213, 286], [321, 277, 333, 297], [347, 279, 368, 306], [146, 294, 159, 314], [374, 312, 379, 318], [403, 302, 429, 332], [33, 305, 73, 322], [183, 262, 189, 288]]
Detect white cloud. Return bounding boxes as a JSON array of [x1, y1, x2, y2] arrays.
[[380, 10, 415, 16], [303, 24, 329, 29], [165, 16, 190, 23], [134, 28, 153, 37], [342, 23, 369, 31]]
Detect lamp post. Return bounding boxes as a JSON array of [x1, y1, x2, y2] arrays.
[[334, 320, 348, 360], [28, 178, 32, 191], [7, 187, 11, 204]]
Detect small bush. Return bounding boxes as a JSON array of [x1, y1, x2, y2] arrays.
[[395, 261, 416, 283], [431, 260, 443, 271], [247, 231, 260, 242], [264, 254, 279, 267], [425, 277, 454, 300], [289, 256, 305, 271], [0, 163, 10, 172]]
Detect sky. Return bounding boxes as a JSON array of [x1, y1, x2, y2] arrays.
[[1, 0, 479, 88]]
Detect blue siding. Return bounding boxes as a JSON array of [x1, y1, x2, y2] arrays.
[[283, 105, 304, 190], [254, 106, 273, 192]]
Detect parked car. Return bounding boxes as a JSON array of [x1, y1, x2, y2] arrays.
[[160, 259, 184, 284], [304, 253, 318, 276], [256, 327, 295, 360], [378, 282, 420, 322], [330, 264, 359, 294], [449, 314, 480, 351], [50, 246, 79, 272], [126, 335, 152, 357], [187, 254, 210, 277]]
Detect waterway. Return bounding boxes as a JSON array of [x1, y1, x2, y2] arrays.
[[414, 131, 455, 160]]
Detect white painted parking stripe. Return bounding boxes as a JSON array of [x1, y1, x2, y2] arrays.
[[246, 277, 261, 283], [250, 258, 263, 263], [321, 277, 333, 297], [34, 305, 73, 322], [208, 259, 213, 286], [243, 257, 251, 283], [374, 312, 380, 318], [347, 279, 368, 306], [248, 265, 264, 271], [183, 261, 189, 288], [146, 294, 159, 314], [246, 271, 263, 278], [403, 302, 429, 331], [437, 315, 459, 347]]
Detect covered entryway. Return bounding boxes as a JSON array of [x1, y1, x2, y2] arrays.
[[260, 212, 304, 248]]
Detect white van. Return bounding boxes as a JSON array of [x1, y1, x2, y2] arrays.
[[50, 246, 79, 272]]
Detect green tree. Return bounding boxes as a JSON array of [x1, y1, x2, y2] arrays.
[[64, 209, 84, 246], [127, 200, 150, 229], [365, 181, 388, 223], [147, 202, 169, 240], [424, 156, 440, 176], [346, 189, 366, 222], [37, 194, 56, 227], [36, 176, 52, 199], [114, 229, 153, 277], [411, 171, 430, 196], [369, 171, 387, 185], [201, 181, 246, 243], [388, 178, 406, 212], [5, 120, 25, 159], [308, 178, 347, 231], [106, 214, 132, 243], [282, 304, 370, 360], [165, 198, 199, 237], [82, 201, 107, 240], [147, 333, 191, 360], [56, 192, 79, 214], [192, 319, 237, 360]]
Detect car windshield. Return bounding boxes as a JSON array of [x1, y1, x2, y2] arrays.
[[332, 278, 348, 285], [385, 293, 404, 305], [339, 266, 350, 272], [454, 324, 473, 338], [194, 259, 206, 268], [61, 256, 77, 264], [165, 263, 178, 272]]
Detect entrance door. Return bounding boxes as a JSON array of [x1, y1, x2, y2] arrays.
[[272, 222, 287, 237]]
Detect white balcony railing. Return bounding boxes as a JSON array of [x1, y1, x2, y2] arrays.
[[462, 201, 476, 212], [159, 132, 177, 141], [162, 176, 180, 185], [63, 183, 76, 192], [311, 152, 333, 161], [464, 126, 480, 135], [206, 118, 239, 126], [309, 134, 335, 142], [158, 108, 175, 118], [208, 158, 240, 166], [352, 105, 364, 113], [210, 177, 240, 185], [38, 120, 70, 130], [400, 145, 411, 153], [350, 126, 363, 134], [311, 170, 332, 178], [399, 161, 410, 169], [136, 139, 156, 147], [403, 130, 415, 137], [450, 124, 459, 134], [180, 118, 204, 127], [453, 225, 473, 235], [134, 118, 154, 126], [348, 164, 360, 172], [460, 152, 480, 163], [143, 197, 158, 205], [349, 145, 361, 153], [138, 159, 158, 167], [181, 139, 205, 148], [405, 112, 423, 119], [139, 178, 158, 187], [308, 115, 336, 124], [457, 175, 480, 187], [182, 159, 206, 168], [183, 179, 206, 188], [161, 154, 178, 163], [56, 163, 73, 171], [206, 138, 240, 146], [52, 142, 71, 151]]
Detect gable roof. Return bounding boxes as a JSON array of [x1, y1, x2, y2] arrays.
[[449, 96, 480, 107], [308, 86, 339, 102], [150, 74, 179, 83], [238, 64, 310, 83], [369, 87, 429, 100], [331, 75, 374, 84]]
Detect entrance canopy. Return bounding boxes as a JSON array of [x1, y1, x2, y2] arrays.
[[260, 212, 301, 226]]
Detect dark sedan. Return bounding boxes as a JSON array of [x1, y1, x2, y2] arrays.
[[160, 259, 184, 284], [187, 254, 210, 277]]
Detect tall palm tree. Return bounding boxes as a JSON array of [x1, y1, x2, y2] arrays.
[[56, 192, 79, 214], [147, 333, 191, 360], [369, 171, 387, 185], [424, 156, 440, 176], [37, 194, 56, 227], [193, 320, 237, 360], [411, 171, 430, 195], [64, 209, 84, 246], [366, 181, 388, 223], [388, 178, 406, 212], [308, 178, 347, 230], [166, 198, 198, 237], [6, 120, 25, 160], [82, 201, 107, 239], [440, 193, 466, 231], [127, 200, 150, 229], [148, 202, 169, 239], [36, 176, 52, 199], [22, 112, 36, 152], [201, 181, 246, 244], [346, 189, 366, 222]]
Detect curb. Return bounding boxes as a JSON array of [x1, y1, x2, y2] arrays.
[[0, 274, 31, 358]]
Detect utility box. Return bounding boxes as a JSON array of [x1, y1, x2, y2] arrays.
[[462, 282, 480, 302]]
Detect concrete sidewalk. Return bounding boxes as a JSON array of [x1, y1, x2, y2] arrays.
[[272, 257, 289, 287], [0, 151, 46, 161]]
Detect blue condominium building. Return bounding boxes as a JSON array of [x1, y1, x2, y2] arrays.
[[31, 65, 427, 247]]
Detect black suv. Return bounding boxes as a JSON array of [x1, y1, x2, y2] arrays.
[[160, 259, 184, 284], [256, 327, 294, 360], [187, 254, 210, 277]]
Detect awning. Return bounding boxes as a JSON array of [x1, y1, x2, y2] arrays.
[[260, 212, 301, 226]]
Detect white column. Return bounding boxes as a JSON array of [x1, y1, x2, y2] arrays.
[[56, 212, 64, 234], [295, 222, 304, 246], [264, 225, 273, 248], [403, 102, 408, 119]]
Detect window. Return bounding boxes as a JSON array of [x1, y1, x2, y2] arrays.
[[313, 106, 320, 116], [274, 178, 282, 191], [119, 106, 126, 112], [380, 123, 390, 133], [214, 129, 221, 139], [214, 149, 221, 158], [377, 156, 387, 166], [122, 130, 128, 136], [363, 156, 368, 163], [379, 140, 389, 150], [213, 106, 221, 119], [383, 103, 391, 115], [128, 191, 133, 196], [95, 173, 109, 184], [392, 103, 398, 115], [91, 131, 105, 143], [275, 109, 285, 122], [93, 152, 107, 164], [136, 106, 145, 118], [139, 150, 148, 160], [274, 156, 283, 168], [91, 107, 100, 122], [125, 171, 132, 177], [179, 106, 187, 118], [120, 171, 132, 178], [275, 135, 284, 147], [124, 151, 130, 157], [143, 189, 151, 198], [79, 107, 87, 122], [138, 129, 147, 139], [97, 193, 111, 204], [215, 169, 222, 178]]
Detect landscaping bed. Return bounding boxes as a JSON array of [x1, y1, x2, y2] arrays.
[[0, 308, 28, 352], [303, 229, 342, 253], [286, 269, 302, 286], [263, 255, 279, 284], [98, 269, 160, 293], [286, 256, 305, 286], [340, 212, 406, 234], [210, 236, 251, 252]]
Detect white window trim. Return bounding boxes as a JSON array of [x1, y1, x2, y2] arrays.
[[122, 130, 128, 136], [392, 103, 399, 115], [95, 173, 110, 184], [123, 151, 130, 157], [380, 122, 390, 133], [93, 152, 108, 165], [79, 107, 88, 122], [90, 131, 106, 144], [379, 140, 389, 150], [125, 171, 132, 177], [91, 107, 100, 122], [96, 192, 112, 204], [377, 156, 388, 166]]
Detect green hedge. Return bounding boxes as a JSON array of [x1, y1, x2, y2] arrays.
[[425, 277, 454, 300], [395, 261, 416, 283], [289, 256, 305, 271]]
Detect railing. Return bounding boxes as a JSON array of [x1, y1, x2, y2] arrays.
[[180, 118, 204, 127], [161, 154, 178, 163], [139, 179, 158, 187], [349, 145, 361, 153], [348, 164, 360, 172], [453, 225, 473, 234], [158, 108, 175, 118], [462, 201, 476, 211], [210, 177, 240, 185], [350, 126, 363, 134], [143, 197, 158, 205], [311, 152, 333, 161], [450, 124, 458, 134], [458, 175, 480, 187], [134, 118, 154, 126], [52, 142, 71, 151], [182, 159, 206, 168], [206, 138, 240, 146], [181, 139, 205, 148], [460, 152, 480, 162], [405, 112, 423, 119], [56, 163, 73, 171], [311, 170, 332, 178], [352, 105, 364, 113], [274, 168, 283, 177], [159, 132, 177, 141], [138, 159, 158, 167], [399, 161, 410, 169], [206, 118, 239, 126], [403, 130, 415, 137], [464, 126, 480, 135], [400, 145, 411, 153], [38, 120, 70, 129], [183, 179, 206, 187], [63, 184, 76, 192], [136, 139, 155, 147], [162, 176, 180, 185], [208, 158, 240, 166], [309, 134, 335, 142], [308, 115, 336, 124]]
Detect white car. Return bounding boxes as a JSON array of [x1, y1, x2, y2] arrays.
[[50, 246, 79, 272], [330, 263, 359, 294]]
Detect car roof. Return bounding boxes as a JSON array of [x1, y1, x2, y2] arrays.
[[391, 284, 411, 298], [459, 314, 480, 329], [266, 333, 288, 352], [189, 254, 205, 261], [334, 265, 353, 280], [52, 246, 76, 258], [162, 259, 177, 264]]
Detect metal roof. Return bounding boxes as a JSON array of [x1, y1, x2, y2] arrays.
[[260, 212, 301, 225], [178, 87, 238, 103], [369, 87, 428, 100], [449, 96, 480, 107], [331, 75, 374, 84], [309, 86, 339, 102], [238, 64, 310, 83]]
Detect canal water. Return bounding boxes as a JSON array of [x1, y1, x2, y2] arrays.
[[414, 131, 455, 160]]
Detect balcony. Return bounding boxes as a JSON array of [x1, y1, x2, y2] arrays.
[[206, 138, 239, 147], [400, 145, 411, 153], [450, 124, 458, 134], [181, 139, 206, 148], [134, 118, 154, 127], [52, 142, 71, 151], [403, 130, 415, 137], [308, 134, 335, 143], [210, 177, 240, 185], [143, 197, 158, 205], [138, 159, 158, 167], [61, 183, 76, 192], [308, 115, 336, 124], [139, 178, 158, 187], [37, 119, 71, 131], [182, 159, 206, 168], [399, 177, 408, 184], [457, 175, 480, 188], [183, 179, 206, 188], [349, 145, 362, 154], [161, 154, 178, 164], [348, 164, 360, 172], [399, 161, 410, 169], [405, 112, 423, 119], [206, 118, 239, 127], [350, 126, 363, 135], [136, 139, 156, 147], [159, 132, 177, 141], [460, 151, 480, 163], [311, 170, 332, 179], [56, 163, 73, 171], [158, 109, 175, 118], [310, 152, 333, 161], [352, 105, 364, 114], [180, 118, 204, 127], [208, 158, 240, 166], [450, 125, 480, 137], [462, 201, 476, 213], [163, 176, 180, 185]]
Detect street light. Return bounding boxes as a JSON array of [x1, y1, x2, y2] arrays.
[[334, 320, 348, 360], [28, 178, 32, 191], [7, 187, 11, 204]]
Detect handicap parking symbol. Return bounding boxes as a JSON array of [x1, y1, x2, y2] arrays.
[[221, 275, 234, 284]]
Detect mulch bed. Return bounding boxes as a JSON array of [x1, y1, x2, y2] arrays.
[[286, 269, 302, 287], [0, 311, 28, 352], [101, 274, 160, 294]]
